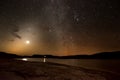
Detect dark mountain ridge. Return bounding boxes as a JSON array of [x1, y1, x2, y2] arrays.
[[0, 51, 120, 59], [31, 51, 120, 59], [0, 52, 21, 58]]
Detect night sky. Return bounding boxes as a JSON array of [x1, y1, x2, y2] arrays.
[[0, 0, 120, 56]]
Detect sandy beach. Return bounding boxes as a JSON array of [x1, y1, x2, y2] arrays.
[[0, 59, 120, 80]]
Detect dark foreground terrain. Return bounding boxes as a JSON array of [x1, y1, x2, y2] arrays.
[[0, 59, 120, 80]]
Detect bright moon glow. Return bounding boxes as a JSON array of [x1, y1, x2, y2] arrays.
[[22, 58, 28, 61], [25, 40, 30, 44]]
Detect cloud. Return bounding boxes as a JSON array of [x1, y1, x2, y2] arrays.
[[12, 32, 21, 39], [10, 24, 22, 39]]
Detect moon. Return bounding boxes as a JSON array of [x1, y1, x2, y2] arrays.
[[25, 40, 30, 44]]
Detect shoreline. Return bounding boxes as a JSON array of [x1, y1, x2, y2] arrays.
[[0, 59, 120, 80]]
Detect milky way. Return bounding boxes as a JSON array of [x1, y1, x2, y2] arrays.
[[0, 0, 120, 55]]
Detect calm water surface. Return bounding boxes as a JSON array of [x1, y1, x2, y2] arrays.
[[17, 58, 120, 74]]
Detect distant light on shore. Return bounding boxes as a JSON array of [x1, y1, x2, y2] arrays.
[[22, 58, 28, 61], [43, 56, 46, 62]]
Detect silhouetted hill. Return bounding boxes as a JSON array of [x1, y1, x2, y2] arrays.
[[31, 54, 90, 59], [32, 54, 60, 58], [92, 51, 120, 59], [31, 51, 120, 59], [0, 52, 21, 58], [1, 51, 120, 59]]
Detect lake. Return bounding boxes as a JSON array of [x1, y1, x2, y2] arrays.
[[17, 58, 120, 74]]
